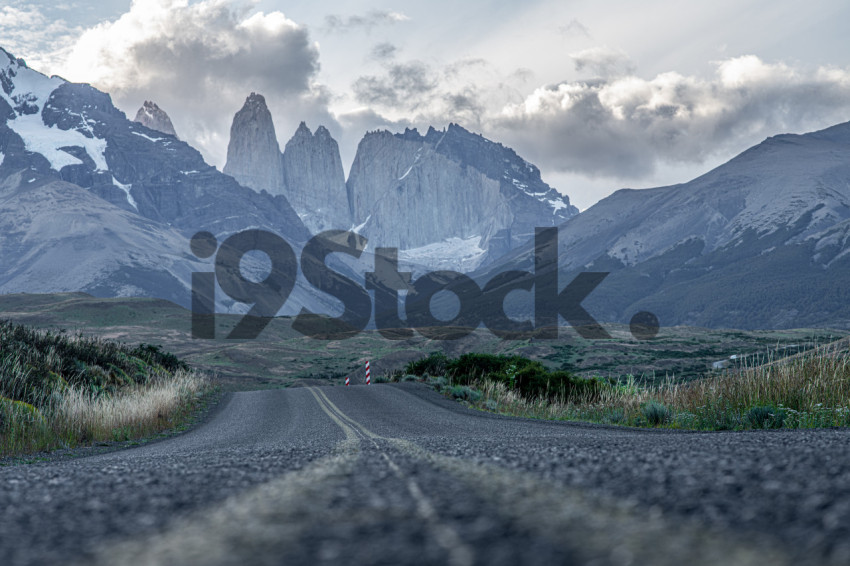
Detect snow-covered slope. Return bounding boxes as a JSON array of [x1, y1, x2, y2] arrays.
[[398, 235, 488, 272], [0, 47, 310, 239], [1, 51, 109, 178]]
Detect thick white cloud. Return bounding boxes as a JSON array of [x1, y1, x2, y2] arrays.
[[48, 0, 332, 167], [492, 55, 850, 177], [345, 50, 850, 186]]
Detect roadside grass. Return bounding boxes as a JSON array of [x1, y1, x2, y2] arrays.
[[1, 320, 210, 456], [400, 347, 850, 431]]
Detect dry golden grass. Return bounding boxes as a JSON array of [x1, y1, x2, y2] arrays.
[[463, 343, 850, 430], [1, 319, 210, 456], [1, 370, 210, 456], [54, 370, 209, 443]]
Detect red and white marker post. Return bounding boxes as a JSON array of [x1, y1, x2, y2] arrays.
[[365, 360, 371, 385], [345, 375, 350, 386]]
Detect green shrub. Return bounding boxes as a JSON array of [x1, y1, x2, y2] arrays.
[[746, 405, 786, 429], [0, 320, 184, 408], [130, 343, 188, 373], [404, 352, 447, 377], [401, 374, 418, 382], [449, 385, 482, 403], [604, 408, 625, 424], [406, 351, 611, 401], [446, 353, 524, 382], [642, 400, 670, 426]]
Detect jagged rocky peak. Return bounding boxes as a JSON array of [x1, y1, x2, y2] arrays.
[[345, 122, 578, 270], [281, 122, 350, 233], [223, 92, 284, 196], [133, 100, 177, 137], [293, 120, 312, 137]]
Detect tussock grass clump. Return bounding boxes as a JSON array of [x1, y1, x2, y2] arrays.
[[1, 319, 209, 456], [420, 344, 850, 431], [641, 400, 671, 426], [55, 370, 207, 443], [449, 385, 482, 403]]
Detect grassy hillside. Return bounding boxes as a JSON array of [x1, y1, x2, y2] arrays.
[[0, 318, 208, 456]]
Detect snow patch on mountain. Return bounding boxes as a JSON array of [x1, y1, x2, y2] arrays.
[[1, 53, 108, 172], [9, 116, 108, 171], [507, 173, 571, 215], [399, 235, 487, 272], [131, 130, 164, 143], [352, 214, 372, 234], [112, 177, 137, 210], [399, 148, 423, 181], [549, 199, 567, 213]]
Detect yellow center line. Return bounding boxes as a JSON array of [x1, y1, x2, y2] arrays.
[[306, 387, 474, 566], [305, 387, 360, 443], [312, 387, 383, 441]]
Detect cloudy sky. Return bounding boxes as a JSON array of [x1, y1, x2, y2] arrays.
[[2, 0, 850, 209]]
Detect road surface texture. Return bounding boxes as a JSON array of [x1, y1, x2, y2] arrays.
[[1, 382, 849, 565]]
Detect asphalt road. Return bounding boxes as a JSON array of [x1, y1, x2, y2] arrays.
[[1, 382, 849, 565]]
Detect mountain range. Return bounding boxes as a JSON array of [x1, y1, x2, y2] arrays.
[[1, 44, 849, 330], [0, 47, 321, 314], [223, 93, 578, 271], [471, 121, 850, 329]]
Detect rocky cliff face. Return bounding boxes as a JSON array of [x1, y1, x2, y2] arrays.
[[133, 101, 177, 137], [281, 122, 350, 233], [220, 95, 577, 270], [346, 124, 578, 269], [223, 93, 284, 197]]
